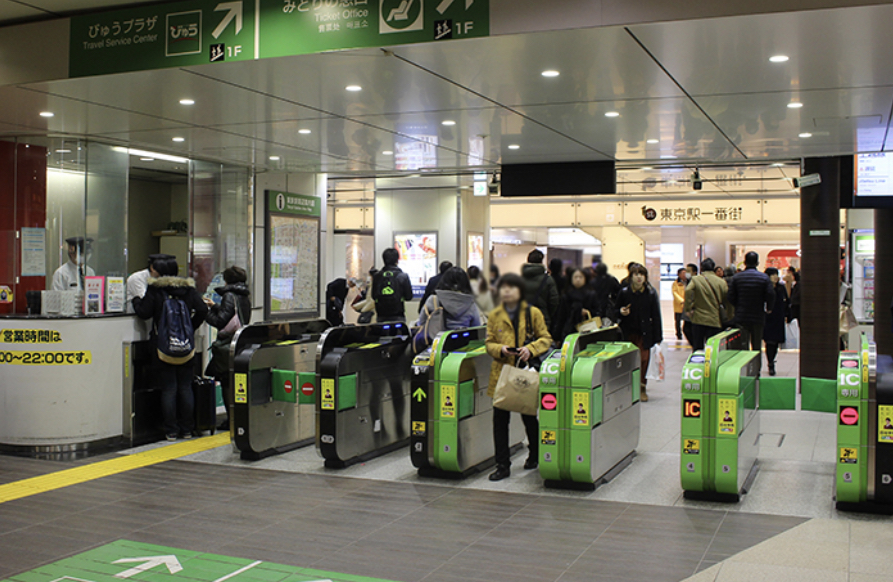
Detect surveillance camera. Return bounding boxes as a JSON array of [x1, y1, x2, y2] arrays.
[[692, 170, 702, 191]]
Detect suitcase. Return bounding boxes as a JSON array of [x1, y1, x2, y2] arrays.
[[193, 376, 218, 435]]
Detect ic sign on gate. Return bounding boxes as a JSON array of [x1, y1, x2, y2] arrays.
[[840, 406, 860, 426]]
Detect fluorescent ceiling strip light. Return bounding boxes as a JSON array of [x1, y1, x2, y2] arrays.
[[112, 147, 189, 163]]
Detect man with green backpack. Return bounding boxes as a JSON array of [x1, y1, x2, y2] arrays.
[[372, 248, 414, 323]]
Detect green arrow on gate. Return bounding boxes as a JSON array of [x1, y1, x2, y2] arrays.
[[413, 388, 426, 402]]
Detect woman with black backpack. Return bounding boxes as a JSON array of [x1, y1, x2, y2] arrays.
[[204, 266, 251, 431], [133, 257, 207, 441]]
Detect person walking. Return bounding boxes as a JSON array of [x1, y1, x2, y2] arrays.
[[417, 267, 482, 331], [684, 258, 729, 350], [549, 258, 567, 295], [728, 251, 776, 360], [203, 266, 251, 430], [372, 249, 414, 323], [612, 264, 662, 402], [521, 250, 560, 330], [467, 265, 494, 322], [789, 271, 801, 323], [763, 268, 790, 376], [325, 277, 348, 327], [343, 278, 361, 324], [591, 262, 621, 323], [132, 257, 208, 441], [672, 268, 687, 341], [485, 274, 552, 481], [553, 268, 598, 344], [419, 261, 454, 309]]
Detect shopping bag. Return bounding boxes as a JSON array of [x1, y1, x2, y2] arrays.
[[839, 305, 858, 335], [576, 316, 603, 333], [492, 364, 540, 416], [646, 343, 665, 381], [783, 320, 800, 349]]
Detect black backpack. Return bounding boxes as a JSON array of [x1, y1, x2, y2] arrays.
[[156, 293, 195, 364], [376, 269, 404, 314]]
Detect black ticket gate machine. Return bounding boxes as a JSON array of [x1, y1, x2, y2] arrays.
[[231, 319, 330, 460], [410, 327, 524, 478], [316, 322, 413, 468]]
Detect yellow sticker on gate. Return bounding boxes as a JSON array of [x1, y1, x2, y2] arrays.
[[879, 405, 893, 443], [718, 398, 737, 435], [440, 384, 456, 419], [541, 430, 557, 445], [412, 421, 426, 436], [840, 447, 858, 464], [683, 439, 700, 455], [321, 378, 335, 410], [234, 373, 248, 404], [572, 392, 590, 426]]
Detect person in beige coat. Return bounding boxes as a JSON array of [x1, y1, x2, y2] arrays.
[[485, 273, 552, 481], [684, 258, 729, 350]]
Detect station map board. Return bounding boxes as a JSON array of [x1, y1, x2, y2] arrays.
[[266, 190, 321, 320]]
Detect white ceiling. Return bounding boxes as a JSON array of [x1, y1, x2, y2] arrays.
[[0, 0, 166, 24], [1, 3, 892, 175]]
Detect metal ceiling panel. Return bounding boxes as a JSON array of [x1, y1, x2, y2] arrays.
[[0, 1, 49, 21]]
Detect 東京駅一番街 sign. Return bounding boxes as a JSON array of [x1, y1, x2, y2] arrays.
[[69, 0, 489, 77]]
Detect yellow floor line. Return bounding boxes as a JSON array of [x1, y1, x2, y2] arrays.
[[0, 433, 230, 504]]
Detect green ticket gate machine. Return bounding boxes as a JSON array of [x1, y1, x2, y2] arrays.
[[539, 327, 641, 491], [316, 322, 413, 468], [410, 327, 524, 478], [231, 320, 330, 460], [681, 329, 761, 502], [835, 335, 893, 514]]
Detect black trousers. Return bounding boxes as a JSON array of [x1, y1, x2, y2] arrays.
[[692, 324, 721, 351], [674, 312, 683, 338], [493, 407, 538, 469], [765, 341, 779, 367], [682, 321, 694, 346]]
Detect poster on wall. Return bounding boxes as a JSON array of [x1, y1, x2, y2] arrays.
[[265, 190, 321, 320], [394, 233, 437, 298], [20, 227, 46, 277], [467, 233, 484, 270], [84, 276, 105, 315]]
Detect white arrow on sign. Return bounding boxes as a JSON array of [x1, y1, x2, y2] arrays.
[[113, 556, 183, 579], [436, 0, 474, 15], [212, 1, 243, 39]]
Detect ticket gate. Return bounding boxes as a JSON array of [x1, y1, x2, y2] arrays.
[[680, 329, 761, 502], [316, 322, 413, 468], [410, 327, 524, 478], [539, 327, 641, 491], [835, 335, 893, 514], [231, 320, 330, 460]]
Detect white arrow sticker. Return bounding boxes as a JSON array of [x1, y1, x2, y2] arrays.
[[212, 1, 243, 39], [437, 0, 474, 14], [113, 556, 183, 579]]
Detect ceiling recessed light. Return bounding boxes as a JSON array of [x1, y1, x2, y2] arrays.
[[269, 156, 280, 161], [39, 111, 54, 118], [605, 111, 620, 118], [346, 85, 362, 92], [382, 150, 393, 155], [179, 99, 195, 105], [508, 144, 520, 150], [140, 157, 154, 161], [646, 139, 659, 144], [55, 149, 71, 154], [442, 120, 456, 126], [798, 132, 812, 138], [172, 137, 185, 142], [541, 70, 560, 78], [769, 55, 789, 63], [787, 101, 803, 109], [298, 128, 312, 134]]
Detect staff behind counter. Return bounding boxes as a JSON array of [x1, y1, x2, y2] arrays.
[[51, 237, 95, 291]]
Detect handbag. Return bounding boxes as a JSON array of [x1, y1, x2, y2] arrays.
[[839, 305, 858, 335], [576, 316, 603, 333], [704, 276, 731, 327], [492, 363, 540, 416], [222, 311, 242, 335]]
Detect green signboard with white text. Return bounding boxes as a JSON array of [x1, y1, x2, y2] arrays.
[[69, 0, 489, 78]]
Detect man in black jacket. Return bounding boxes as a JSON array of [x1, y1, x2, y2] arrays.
[[521, 250, 560, 329], [419, 261, 453, 309], [591, 262, 621, 321], [372, 248, 414, 323], [728, 252, 776, 360]]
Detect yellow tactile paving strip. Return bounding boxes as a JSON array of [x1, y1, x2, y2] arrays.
[[0, 433, 230, 504]]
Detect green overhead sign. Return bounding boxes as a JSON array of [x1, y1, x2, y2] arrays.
[[268, 190, 321, 217], [69, 0, 489, 77], [3, 539, 401, 582]]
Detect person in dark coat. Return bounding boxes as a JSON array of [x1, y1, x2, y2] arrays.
[[552, 268, 598, 343], [728, 251, 776, 362], [763, 268, 790, 376], [419, 261, 454, 309], [132, 257, 208, 441], [325, 277, 348, 326], [590, 262, 621, 321], [789, 271, 801, 322], [549, 258, 567, 295], [204, 266, 252, 430], [612, 264, 662, 402]]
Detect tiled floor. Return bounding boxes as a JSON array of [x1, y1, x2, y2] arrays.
[[0, 457, 806, 582]]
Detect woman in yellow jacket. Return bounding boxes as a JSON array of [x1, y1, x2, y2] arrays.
[[486, 273, 553, 481], [672, 268, 687, 341]]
